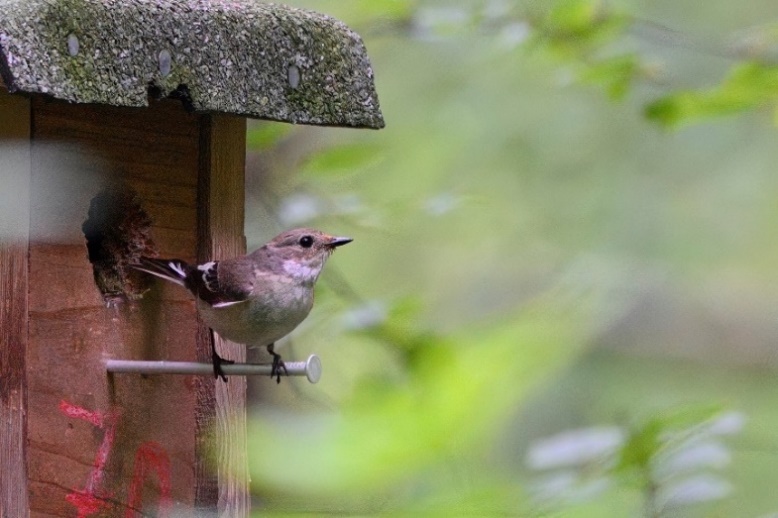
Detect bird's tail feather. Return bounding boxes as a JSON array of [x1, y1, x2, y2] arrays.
[[133, 257, 191, 287]]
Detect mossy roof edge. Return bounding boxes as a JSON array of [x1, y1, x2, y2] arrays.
[[0, 0, 384, 129]]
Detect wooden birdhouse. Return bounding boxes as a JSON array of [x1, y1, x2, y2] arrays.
[[0, 1, 383, 516]]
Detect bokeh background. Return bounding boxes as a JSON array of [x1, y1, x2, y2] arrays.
[[244, 1, 778, 516]]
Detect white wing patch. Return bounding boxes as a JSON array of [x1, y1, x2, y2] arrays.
[[197, 261, 215, 273], [197, 261, 218, 292], [212, 300, 248, 309], [168, 261, 187, 279], [198, 261, 215, 280]]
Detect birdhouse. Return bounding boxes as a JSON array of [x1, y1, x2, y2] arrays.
[[0, 1, 383, 516]]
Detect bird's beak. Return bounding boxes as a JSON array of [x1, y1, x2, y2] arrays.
[[328, 236, 353, 248]]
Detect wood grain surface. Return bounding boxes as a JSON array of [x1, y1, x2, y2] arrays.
[[0, 90, 249, 517], [0, 86, 31, 518], [197, 115, 249, 518], [27, 97, 203, 516]]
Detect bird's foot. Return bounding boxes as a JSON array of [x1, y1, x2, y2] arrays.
[[267, 343, 287, 384], [211, 333, 234, 382], [212, 352, 234, 383]]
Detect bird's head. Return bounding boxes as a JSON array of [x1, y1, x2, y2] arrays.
[[264, 228, 352, 284]]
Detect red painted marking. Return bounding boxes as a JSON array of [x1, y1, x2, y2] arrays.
[[60, 400, 120, 517], [59, 400, 105, 427], [60, 401, 174, 517], [125, 441, 172, 518], [64, 492, 111, 516]]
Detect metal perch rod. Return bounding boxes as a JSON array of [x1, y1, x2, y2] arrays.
[[106, 354, 322, 383]]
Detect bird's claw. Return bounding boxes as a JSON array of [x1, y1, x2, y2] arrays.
[[213, 357, 234, 383], [270, 355, 288, 384], [267, 343, 287, 384], [211, 344, 233, 382]]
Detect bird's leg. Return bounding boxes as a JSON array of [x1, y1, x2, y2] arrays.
[[267, 343, 287, 384], [210, 328, 234, 383]]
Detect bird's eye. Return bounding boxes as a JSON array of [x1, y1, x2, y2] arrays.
[[299, 235, 314, 248]]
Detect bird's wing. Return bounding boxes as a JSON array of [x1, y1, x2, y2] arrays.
[[184, 259, 252, 308]]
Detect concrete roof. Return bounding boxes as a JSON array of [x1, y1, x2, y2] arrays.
[[0, 0, 384, 128]]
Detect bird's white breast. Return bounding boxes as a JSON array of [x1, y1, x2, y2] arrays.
[[282, 259, 322, 284]]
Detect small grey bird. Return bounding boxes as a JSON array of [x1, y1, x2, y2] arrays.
[[134, 228, 352, 382]]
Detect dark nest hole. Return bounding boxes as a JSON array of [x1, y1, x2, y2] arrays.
[[82, 184, 158, 305]]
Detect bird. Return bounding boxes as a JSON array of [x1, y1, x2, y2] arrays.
[[133, 228, 352, 382]]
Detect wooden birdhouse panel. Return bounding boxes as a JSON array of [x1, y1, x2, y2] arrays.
[[25, 97, 207, 516]]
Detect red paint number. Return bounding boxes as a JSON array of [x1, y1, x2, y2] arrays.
[[59, 400, 172, 517], [125, 441, 172, 517], [59, 400, 118, 517]]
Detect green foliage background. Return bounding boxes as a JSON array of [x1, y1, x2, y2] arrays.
[[243, 1, 778, 515]]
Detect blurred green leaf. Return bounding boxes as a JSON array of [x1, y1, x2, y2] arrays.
[[581, 54, 639, 100], [645, 62, 778, 127], [246, 122, 294, 150], [616, 418, 662, 476], [545, 0, 605, 36], [534, 0, 627, 55], [301, 142, 385, 177]]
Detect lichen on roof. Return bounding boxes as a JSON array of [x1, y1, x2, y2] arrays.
[[0, 0, 384, 128]]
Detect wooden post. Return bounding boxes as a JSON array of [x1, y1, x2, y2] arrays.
[[0, 84, 31, 518], [197, 115, 249, 516]]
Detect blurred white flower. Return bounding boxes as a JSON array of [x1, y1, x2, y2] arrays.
[[526, 426, 624, 470], [341, 301, 387, 330]]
